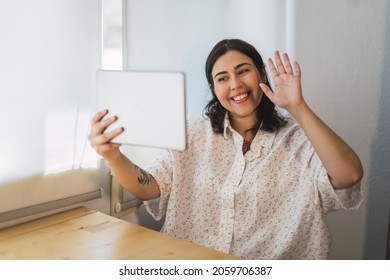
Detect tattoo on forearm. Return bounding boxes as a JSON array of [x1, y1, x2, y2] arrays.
[[134, 165, 152, 185]]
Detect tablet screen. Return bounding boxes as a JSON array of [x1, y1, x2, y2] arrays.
[[97, 70, 186, 151]]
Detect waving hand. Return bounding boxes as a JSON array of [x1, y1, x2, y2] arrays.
[[259, 51, 303, 114]]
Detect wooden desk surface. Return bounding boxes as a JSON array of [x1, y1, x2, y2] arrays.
[[0, 207, 240, 260]]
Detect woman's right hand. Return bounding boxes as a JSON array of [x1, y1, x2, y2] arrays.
[[89, 110, 161, 200], [88, 110, 124, 161]]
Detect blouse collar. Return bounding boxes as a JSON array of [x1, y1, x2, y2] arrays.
[[223, 113, 276, 150]]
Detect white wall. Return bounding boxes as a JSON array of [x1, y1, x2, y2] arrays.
[[126, 0, 286, 118], [294, 0, 390, 259]]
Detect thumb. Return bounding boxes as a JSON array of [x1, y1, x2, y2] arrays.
[[259, 83, 274, 102]]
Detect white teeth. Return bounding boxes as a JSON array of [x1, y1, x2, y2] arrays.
[[233, 93, 248, 101]]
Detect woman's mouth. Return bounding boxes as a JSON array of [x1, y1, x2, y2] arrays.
[[231, 92, 250, 104]]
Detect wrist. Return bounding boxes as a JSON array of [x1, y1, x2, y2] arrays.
[[286, 100, 310, 121], [105, 150, 123, 166]]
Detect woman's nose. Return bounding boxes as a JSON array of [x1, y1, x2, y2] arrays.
[[230, 75, 242, 91]]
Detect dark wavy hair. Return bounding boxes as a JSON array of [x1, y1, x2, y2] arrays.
[[203, 39, 286, 134]]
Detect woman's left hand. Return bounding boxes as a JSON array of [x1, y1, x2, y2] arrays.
[[261, 51, 363, 189], [259, 51, 304, 114]]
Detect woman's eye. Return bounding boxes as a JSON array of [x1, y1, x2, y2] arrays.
[[217, 76, 228, 82], [238, 68, 250, 75]]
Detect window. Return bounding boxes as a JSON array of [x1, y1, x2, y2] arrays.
[[101, 0, 125, 70], [0, 0, 105, 226]]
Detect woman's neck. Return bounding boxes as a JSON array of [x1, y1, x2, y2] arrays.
[[229, 114, 259, 142]]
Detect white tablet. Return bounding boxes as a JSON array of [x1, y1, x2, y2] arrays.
[[97, 70, 186, 151]]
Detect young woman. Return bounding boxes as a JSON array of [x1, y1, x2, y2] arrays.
[[88, 39, 363, 259]]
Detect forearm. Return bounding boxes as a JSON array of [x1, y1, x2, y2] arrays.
[[289, 102, 363, 189], [262, 51, 362, 188], [106, 152, 161, 200]]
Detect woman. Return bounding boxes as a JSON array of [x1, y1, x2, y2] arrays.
[[88, 39, 363, 259]]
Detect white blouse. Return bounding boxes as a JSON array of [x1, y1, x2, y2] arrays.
[[143, 116, 362, 259]]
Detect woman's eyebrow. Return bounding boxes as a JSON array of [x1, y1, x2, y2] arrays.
[[235, 62, 253, 69], [213, 62, 253, 79]]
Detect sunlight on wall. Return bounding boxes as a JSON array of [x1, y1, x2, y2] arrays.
[[44, 106, 98, 175]]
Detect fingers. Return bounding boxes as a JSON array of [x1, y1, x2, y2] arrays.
[[283, 53, 293, 74], [90, 110, 116, 135], [267, 51, 286, 79], [91, 109, 108, 124], [267, 57, 279, 79], [88, 109, 123, 148], [91, 126, 123, 146], [294, 60, 301, 78], [268, 51, 300, 77], [275, 51, 286, 75]]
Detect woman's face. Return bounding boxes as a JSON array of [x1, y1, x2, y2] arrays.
[[211, 50, 264, 124]]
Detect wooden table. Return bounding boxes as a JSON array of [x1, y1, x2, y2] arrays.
[[0, 207, 240, 260]]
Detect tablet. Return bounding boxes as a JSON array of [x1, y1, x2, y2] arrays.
[[97, 70, 186, 151]]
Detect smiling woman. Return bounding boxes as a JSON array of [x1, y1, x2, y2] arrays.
[[204, 39, 286, 136], [211, 50, 264, 138]]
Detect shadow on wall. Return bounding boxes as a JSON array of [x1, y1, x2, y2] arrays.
[[364, 1, 390, 259]]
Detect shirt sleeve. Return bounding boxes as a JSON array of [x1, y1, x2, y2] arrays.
[[312, 153, 363, 214], [142, 149, 173, 221]]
